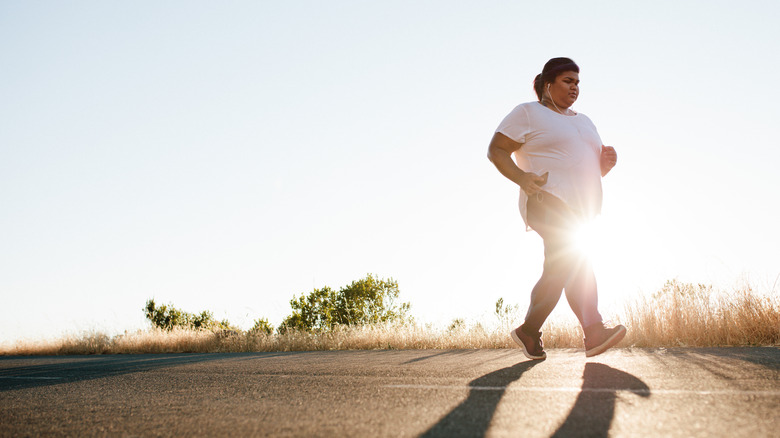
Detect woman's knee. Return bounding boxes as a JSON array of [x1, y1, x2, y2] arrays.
[[543, 242, 576, 270]]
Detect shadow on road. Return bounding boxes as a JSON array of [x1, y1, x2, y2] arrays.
[[0, 353, 246, 391], [400, 350, 458, 365], [551, 363, 650, 438], [654, 347, 780, 374], [421, 359, 540, 437]]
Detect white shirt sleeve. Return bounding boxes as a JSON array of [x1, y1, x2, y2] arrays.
[[495, 104, 532, 144]]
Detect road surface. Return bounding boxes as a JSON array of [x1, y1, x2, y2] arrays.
[[1, 348, 778, 437]]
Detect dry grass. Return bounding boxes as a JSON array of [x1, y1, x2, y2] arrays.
[[619, 281, 780, 347], [3, 280, 778, 355], [3, 325, 517, 356]]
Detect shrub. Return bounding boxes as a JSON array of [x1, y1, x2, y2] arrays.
[[250, 317, 274, 335], [144, 299, 233, 331], [279, 274, 412, 332]]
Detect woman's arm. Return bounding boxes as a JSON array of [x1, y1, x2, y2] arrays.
[[600, 145, 617, 176], [487, 132, 546, 195]]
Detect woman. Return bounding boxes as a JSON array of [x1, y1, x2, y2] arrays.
[[487, 57, 626, 360]]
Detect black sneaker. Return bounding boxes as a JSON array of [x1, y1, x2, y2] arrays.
[[510, 324, 546, 360], [584, 322, 626, 357]]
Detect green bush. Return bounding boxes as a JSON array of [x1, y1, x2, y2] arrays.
[[144, 299, 234, 331], [250, 317, 274, 335], [279, 274, 412, 332]]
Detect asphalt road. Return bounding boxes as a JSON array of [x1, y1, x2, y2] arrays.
[[1, 347, 778, 437]]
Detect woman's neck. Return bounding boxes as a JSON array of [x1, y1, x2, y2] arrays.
[[541, 98, 573, 116]]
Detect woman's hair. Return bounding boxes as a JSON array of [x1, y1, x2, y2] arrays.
[[533, 57, 579, 101]]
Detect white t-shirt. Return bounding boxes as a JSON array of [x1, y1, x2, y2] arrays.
[[495, 101, 603, 229]]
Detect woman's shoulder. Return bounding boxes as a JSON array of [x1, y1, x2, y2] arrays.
[[518, 101, 569, 118], [516, 101, 541, 111], [503, 101, 540, 119]]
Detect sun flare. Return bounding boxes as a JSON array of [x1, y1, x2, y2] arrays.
[[568, 217, 631, 308], [571, 218, 604, 261]]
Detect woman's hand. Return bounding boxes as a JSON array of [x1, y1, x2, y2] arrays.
[[518, 172, 547, 196], [600, 145, 617, 176]]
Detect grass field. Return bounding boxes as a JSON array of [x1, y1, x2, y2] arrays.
[[3, 280, 779, 355]]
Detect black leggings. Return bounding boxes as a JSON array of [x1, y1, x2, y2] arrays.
[[523, 192, 602, 332]]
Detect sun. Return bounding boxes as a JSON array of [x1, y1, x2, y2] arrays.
[[567, 213, 660, 311], [568, 216, 634, 308], [571, 218, 605, 262]]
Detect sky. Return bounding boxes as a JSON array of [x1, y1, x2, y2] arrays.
[[2, 1, 779, 345]]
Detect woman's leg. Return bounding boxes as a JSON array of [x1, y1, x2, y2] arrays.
[[522, 194, 573, 333], [524, 193, 602, 332], [562, 251, 603, 329], [522, 240, 568, 332]]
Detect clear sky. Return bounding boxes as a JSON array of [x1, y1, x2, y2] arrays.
[[2, 1, 779, 345]]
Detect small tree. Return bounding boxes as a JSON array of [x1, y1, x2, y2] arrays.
[[333, 276, 410, 326], [279, 274, 411, 332], [279, 286, 338, 332]]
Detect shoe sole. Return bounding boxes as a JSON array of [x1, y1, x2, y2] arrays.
[[510, 329, 546, 360], [585, 326, 627, 357]]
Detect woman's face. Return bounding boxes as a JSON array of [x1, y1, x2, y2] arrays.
[[547, 71, 580, 109]]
